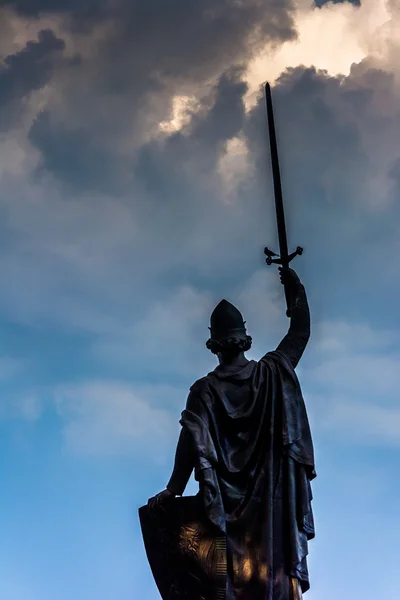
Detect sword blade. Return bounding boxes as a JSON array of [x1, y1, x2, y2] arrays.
[[265, 82, 292, 315], [265, 82, 289, 266]]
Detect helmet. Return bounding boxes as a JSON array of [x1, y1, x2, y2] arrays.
[[209, 299, 247, 342]]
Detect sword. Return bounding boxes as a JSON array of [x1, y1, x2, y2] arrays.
[[263, 82, 303, 318]]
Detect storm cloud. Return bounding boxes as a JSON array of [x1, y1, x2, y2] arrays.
[[0, 28, 70, 129], [0, 1, 399, 336]]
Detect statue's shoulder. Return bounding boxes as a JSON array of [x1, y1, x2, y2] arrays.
[[189, 374, 212, 394], [186, 376, 214, 414], [259, 351, 286, 367]]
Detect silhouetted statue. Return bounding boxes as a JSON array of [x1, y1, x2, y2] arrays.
[[139, 267, 316, 600]]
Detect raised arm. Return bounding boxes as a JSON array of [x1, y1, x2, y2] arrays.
[[275, 267, 310, 369]]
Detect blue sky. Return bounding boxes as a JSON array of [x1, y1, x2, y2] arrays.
[[0, 0, 399, 598]]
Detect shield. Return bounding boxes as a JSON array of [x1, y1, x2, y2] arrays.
[[139, 495, 227, 600]]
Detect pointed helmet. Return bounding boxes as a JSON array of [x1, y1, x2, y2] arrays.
[[208, 299, 248, 342]]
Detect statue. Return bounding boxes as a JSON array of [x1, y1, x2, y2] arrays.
[[139, 83, 316, 600]]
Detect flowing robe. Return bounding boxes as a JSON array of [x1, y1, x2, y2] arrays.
[[167, 283, 315, 599]]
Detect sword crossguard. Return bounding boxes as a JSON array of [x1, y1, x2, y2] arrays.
[[264, 246, 303, 266]]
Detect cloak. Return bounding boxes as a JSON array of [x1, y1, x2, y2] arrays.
[[180, 350, 316, 599]]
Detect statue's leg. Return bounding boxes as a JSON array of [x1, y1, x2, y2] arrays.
[[290, 578, 303, 600]]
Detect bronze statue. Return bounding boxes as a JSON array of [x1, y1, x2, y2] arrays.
[[139, 83, 316, 599]]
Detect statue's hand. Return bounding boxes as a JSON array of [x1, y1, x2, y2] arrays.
[[148, 488, 175, 511], [279, 267, 301, 287]]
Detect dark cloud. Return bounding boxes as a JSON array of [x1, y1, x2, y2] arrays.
[[18, 60, 400, 334], [246, 66, 364, 209], [0, 0, 399, 342], [108, 0, 296, 74], [127, 64, 400, 323], [243, 66, 400, 325], [135, 67, 247, 188], [314, 0, 360, 6], [1, 0, 297, 57], [190, 67, 248, 148], [388, 158, 400, 193], [29, 110, 122, 193], [0, 29, 64, 95], [2, 0, 297, 45], [15, 0, 297, 189], [28, 65, 248, 193], [0, 29, 72, 130], [0, 0, 103, 19]]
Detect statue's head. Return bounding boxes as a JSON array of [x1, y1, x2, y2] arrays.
[[206, 299, 252, 356]]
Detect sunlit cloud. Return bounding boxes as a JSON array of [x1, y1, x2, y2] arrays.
[[158, 95, 200, 134], [244, 0, 391, 109]]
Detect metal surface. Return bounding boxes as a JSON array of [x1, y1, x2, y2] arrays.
[[139, 496, 227, 600], [263, 82, 303, 317], [291, 577, 303, 600]]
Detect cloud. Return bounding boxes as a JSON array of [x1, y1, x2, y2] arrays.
[[0, 58, 399, 355], [0, 1, 398, 406], [302, 319, 400, 447], [16, 393, 42, 421], [0, 0, 102, 19], [27, 64, 250, 193], [0, 0, 299, 188], [29, 110, 123, 192], [54, 316, 400, 456], [0, 356, 24, 380], [314, 0, 360, 8], [51, 271, 291, 458], [0, 28, 71, 130], [88, 284, 217, 380], [0, 390, 42, 421], [311, 319, 398, 356], [89, 267, 290, 380], [322, 400, 400, 447], [54, 381, 182, 459], [0, 356, 43, 421]]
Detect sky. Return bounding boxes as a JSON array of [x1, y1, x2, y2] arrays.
[[0, 0, 399, 598]]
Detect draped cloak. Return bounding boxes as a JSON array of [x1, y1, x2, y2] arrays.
[[180, 350, 316, 599]]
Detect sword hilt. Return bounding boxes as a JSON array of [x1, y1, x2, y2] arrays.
[[264, 246, 303, 266], [263, 246, 303, 317]]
